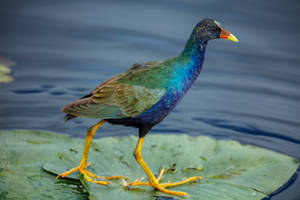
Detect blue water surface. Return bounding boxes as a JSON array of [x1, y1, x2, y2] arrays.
[[0, 0, 299, 199]]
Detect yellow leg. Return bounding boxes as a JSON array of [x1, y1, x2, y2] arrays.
[[127, 137, 201, 196], [56, 120, 125, 184]]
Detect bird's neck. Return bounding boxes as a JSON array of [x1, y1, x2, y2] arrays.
[[179, 33, 208, 69], [169, 34, 207, 92]]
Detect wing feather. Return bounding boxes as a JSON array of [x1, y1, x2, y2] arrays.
[[62, 76, 165, 119]]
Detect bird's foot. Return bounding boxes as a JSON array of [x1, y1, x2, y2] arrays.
[[56, 162, 125, 185], [125, 167, 202, 196]]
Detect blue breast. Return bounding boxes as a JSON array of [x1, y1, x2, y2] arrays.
[[134, 56, 204, 125]]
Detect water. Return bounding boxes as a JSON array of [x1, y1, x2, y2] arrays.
[[0, 0, 300, 199]]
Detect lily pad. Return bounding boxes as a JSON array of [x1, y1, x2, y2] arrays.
[[0, 130, 298, 200], [0, 130, 87, 200], [43, 132, 298, 200]]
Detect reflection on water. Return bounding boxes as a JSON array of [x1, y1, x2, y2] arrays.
[[0, 0, 299, 199]]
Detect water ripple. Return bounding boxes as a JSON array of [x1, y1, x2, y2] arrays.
[[193, 117, 300, 145]]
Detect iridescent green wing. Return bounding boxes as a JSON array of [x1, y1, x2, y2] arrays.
[[62, 63, 166, 119], [91, 80, 165, 117], [117, 59, 175, 89]]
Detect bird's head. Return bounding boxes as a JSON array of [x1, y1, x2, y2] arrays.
[[193, 18, 238, 42]]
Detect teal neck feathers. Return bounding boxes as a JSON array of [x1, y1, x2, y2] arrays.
[[168, 30, 208, 93]]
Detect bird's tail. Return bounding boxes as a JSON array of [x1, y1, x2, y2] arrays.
[[64, 114, 77, 122]]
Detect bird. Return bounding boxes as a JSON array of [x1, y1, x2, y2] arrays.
[[56, 18, 238, 196]]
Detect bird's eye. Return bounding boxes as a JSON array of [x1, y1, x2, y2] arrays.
[[212, 28, 218, 32]]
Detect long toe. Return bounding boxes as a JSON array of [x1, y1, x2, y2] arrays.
[[56, 166, 79, 179], [82, 172, 111, 185], [56, 164, 124, 185], [78, 168, 111, 185], [160, 176, 202, 187], [154, 184, 188, 196], [83, 169, 126, 180], [126, 175, 201, 196]]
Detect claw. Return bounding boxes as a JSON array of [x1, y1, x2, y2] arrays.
[[56, 164, 125, 185], [126, 167, 202, 196]]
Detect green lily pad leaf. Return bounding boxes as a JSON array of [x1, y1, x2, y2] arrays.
[[0, 130, 88, 200], [43, 133, 298, 200], [0, 130, 298, 200]]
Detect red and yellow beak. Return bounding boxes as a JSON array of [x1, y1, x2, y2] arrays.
[[220, 28, 239, 42]]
